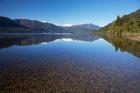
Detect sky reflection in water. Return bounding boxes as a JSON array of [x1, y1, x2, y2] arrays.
[[0, 35, 140, 93]]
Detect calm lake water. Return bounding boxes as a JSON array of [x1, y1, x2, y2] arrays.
[[0, 34, 140, 93]]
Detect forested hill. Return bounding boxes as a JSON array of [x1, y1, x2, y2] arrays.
[[99, 9, 140, 34]]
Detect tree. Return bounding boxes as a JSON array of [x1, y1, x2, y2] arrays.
[[115, 15, 122, 26]]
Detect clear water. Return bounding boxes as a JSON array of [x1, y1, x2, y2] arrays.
[[0, 34, 140, 93]]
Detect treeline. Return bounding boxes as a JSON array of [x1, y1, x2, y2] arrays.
[[98, 9, 140, 35]]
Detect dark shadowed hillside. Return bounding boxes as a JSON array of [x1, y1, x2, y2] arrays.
[[0, 16, 31, 33], [15, 19, 65, 33], [0, 16, 25, 28]]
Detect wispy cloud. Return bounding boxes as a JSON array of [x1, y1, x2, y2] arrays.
[[61, 24, 72, 27], [40, 20, 47, 23]]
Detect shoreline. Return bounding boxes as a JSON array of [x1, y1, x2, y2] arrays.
[[123, 33, 140, 42], [97, 32, 140, 42]]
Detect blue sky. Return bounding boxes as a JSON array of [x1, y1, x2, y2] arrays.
[[0, 0, 140, 26]]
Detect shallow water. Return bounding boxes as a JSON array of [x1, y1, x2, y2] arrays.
[[0, 34, 140, 93]]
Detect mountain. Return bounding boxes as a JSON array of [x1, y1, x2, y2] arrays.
[[99, 9, 140, 35], [0, 16, 30, 33], [0, 16, 34, 33], [0, 16, 100, 33], [0, 16, 25, 28], [0, 17, 66, 33], [72, 24, 100, 30], [63, 23, 100, 33], [15, 19, 65, 33]]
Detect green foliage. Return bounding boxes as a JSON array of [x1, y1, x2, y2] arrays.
[[99, 9, 140, 35]]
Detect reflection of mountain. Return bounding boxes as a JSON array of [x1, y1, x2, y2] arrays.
[[103, 35, 140, 58], [0, 34, 99, 49]]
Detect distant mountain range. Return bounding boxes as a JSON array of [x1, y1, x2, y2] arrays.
[[0, 16, 100, 33], [63, 24, 100, 33]]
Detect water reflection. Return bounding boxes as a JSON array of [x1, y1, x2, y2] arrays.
[[0, 34, 140, 93], [103, 35, 140, 58], [0, 34, 140, 58], [0, 34, 99, 49]]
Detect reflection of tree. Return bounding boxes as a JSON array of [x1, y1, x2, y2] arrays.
[[104, 35, 140, 58]]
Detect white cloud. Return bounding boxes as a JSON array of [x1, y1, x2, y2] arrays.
[[54, 23, 61, 26], [40, 20, 48, 23], [61, 24, 72, 27], [54, 23, 73, 27]]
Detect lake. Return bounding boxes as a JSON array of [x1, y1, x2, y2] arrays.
[[0, 34, 140, 93]]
